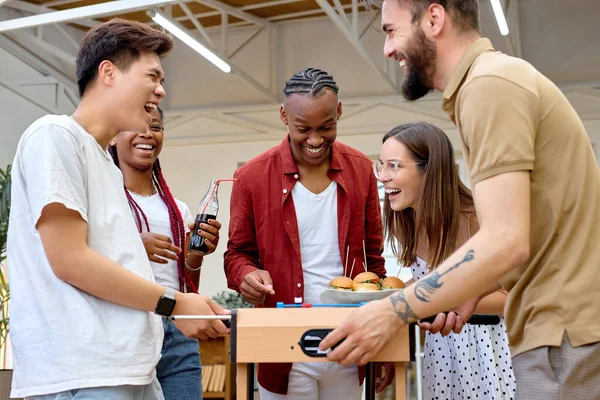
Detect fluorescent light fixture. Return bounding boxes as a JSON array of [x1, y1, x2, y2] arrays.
[[0, 0, 178, 33], [490, 0, 509, 36], [151, 11, 231, 74]]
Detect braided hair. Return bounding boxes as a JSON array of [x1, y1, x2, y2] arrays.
[[109, 109, 198, 294], [283, 67, 339, 98]]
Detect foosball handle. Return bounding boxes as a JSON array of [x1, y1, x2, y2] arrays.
[[419, 313, 500, 325], [297, 329, 342, 357]]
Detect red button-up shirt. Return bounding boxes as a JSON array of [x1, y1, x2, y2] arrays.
[[224, 136, 386, 394]]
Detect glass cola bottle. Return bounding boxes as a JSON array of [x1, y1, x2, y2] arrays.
[[189, 180, 219, 253]]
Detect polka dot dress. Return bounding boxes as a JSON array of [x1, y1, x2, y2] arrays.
[[412, 257, 516, 400]]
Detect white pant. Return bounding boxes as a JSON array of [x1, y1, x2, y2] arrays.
[[259, 362, 362, 400]]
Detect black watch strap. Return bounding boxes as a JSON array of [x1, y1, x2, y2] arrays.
[[155, 287, 176, 317]]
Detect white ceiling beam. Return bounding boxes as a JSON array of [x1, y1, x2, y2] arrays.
[[10, 76, 60, 86], [194, 0, 273, 28], [163, 112, 207, 130], [43, 0, 84, 8], [226, 47, 277, 103], [164, 81, 599, 120], [268, 26, 277, 94], [505, 0, 522, 58], [360, 8, 379, 40], [268, 3, 364, 23], [0, 0, 180, 33], [0, 78, 61, 114], [166, 93, 444, 116], [228, 26, 263, 59], [268, 8, 327, 22], [148, 0, 311, 28], [203, 112, 280, 135], [8, 30, 76, 65], [0, 0, 13, 8], [332, 0, 351, 28], [383, 101, 454, 121], [155, 12, 278, 103], [242, 0, 304, 11], [163, 3, 173, 17], [5, 1, 97, 28], [146, 8, 220, 27], [164, 132, 271, 146], [352, 0, 359, 35], [341, 103, 380, 119], [53, 23, 80, 49], [503, 36, 516, 57], [560, 80, 600, 93], [571, 89, 600, 101], [44, 0, 304, 14], [314, 0, 399, 94], [0, 33, 78, 94], [177, 1, 214, 48], [221, 11, 227, 54], [61, 83, 78, 107]]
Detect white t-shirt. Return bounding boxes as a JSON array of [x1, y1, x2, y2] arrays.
[[7, 115, 163, 398], [292, 181, 343, 304], [128, 191, 194, 291]]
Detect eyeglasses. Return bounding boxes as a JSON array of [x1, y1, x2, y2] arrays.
[[373, 161, 402, 180]]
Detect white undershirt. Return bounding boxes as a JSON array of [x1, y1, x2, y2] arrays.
[[128, 192, 194, 291], [292, 181, 343, 304]]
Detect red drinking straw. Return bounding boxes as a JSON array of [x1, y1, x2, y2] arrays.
[[200, 178, 238, 215]]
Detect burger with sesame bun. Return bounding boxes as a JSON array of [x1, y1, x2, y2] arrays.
[[381, 276, 405, 290], [329, 276, 353, 291], [352, 271, 381, 291]]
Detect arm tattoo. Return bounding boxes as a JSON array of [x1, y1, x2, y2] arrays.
[[389, 290, 419, 324], [414, 249, 475, 303]]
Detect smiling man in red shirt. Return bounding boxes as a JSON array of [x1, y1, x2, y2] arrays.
[[224, 67, 386, 399]]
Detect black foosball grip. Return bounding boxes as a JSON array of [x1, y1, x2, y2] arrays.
[[298, 329, 344, 357], [419, 312, 500, 325]]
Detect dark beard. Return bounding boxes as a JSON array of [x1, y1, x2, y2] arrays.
[[401, 27, 437, 101]]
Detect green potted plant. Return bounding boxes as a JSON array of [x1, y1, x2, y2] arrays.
[[0, 165, 12, 399], [211, 289, 254, 310]]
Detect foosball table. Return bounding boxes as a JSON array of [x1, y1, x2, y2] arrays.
[[173, 303, 500, 400]]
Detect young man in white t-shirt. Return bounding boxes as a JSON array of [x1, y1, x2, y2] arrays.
[[7, 18, 228, 399]]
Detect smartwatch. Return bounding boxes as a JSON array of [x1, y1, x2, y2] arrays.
[[155, 287, 176, 317]]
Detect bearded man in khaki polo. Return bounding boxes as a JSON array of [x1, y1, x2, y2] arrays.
[[319, 1, 600, 398]]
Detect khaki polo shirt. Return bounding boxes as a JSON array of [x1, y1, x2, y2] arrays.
[[442, 38, 600, 356]]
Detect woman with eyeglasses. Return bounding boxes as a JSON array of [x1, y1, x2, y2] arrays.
[[109, 107, 223, 400], [375, 122, 516, 399]]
